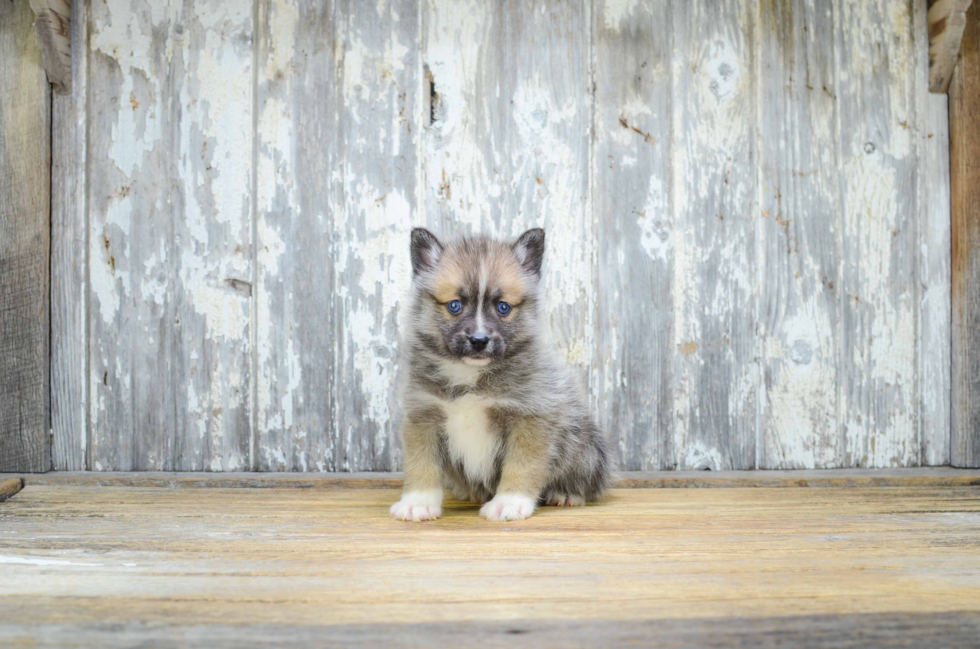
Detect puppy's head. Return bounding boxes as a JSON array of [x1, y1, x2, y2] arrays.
[[410, 227, 545, 366]]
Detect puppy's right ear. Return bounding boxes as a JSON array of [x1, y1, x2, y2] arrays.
[[410, 228, 443, 275]]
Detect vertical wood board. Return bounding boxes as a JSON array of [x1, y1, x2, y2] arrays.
[[254, 0, 343, 472], [0, 0, 52, 473], [593, 0, 675, 470], [50, 0, 88, 471], [757, 0, 842, 469], [837, 0, 920, 467], [670, 0, 759, 470], [171, 1, 254, 471], [950, 0, 980, 467], [87, 0, 179, 470], [915, 0, 952, 466]]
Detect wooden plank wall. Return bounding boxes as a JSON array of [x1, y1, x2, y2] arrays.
[[0, 0, 51, 472], [48, 0, 955, 471]]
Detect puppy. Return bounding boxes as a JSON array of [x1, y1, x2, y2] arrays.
[[389, 228, 610, 522]]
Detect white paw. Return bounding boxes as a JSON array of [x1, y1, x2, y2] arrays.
[[545, 493, 586, 507], [390, 489, 443, 522], [480, 493, 536, 521]]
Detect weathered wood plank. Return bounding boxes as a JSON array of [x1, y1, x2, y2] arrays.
[[87, 0, 180, 470], [28, 0, 71, 93], [50, 0, 87, 471], [950, 0, 980, 467], [837, 0, 920, 467], [915, 0, 953, 465], [88, 1, 254, 470], [0, 0, 51, 473], [3, 612, 980, 649], [757, 0, 842, 469], [421, 0, 595, 418], [5, 468, 980, 490], [254, 0, 339, 471], [670, 0, 758, 469], [333, 0, 421, 471], [928, 0, 974, 92], [171, 2, 254, 471], [592, 0, 674, 470], [1, 484, 979, 647]]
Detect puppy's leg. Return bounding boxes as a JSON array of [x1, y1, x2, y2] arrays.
[[390, 415, 444, 522], [480, 418, 550, 522]]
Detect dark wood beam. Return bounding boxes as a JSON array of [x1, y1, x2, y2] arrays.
[[950, 0, 980, 467]]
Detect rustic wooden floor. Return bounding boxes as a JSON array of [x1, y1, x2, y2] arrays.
[[1, 473, 979, 648]]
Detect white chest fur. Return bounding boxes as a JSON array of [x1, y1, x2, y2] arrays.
[[441, 393, 499, 485]]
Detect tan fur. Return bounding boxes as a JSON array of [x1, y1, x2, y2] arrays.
[[495, 417, 552, 497], [401, 410, 446, 493], [431, 242, 527, 305]]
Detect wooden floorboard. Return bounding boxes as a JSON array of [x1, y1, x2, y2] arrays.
[[3, 468, 980, 489], [1, 484, 979, 647]]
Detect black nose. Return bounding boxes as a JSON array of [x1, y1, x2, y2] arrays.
[[468, 334, 489, 351]]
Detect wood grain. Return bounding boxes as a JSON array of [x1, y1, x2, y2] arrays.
[[757, 0, 842, 468], [928, 0, 975, 92], [3, 612, 980, 649], [254, 0, 419, 471], [593, 0, 675, 470], [916, 0, 953, 466], [170, 1, 254, 472], [50, 0, 86, 471], [335, 0, 420, 470], [670, 0, 758, 469], [87, 0, 178, 470], [1, 484, 979, 646], [28, 0, 71, 93], [7, 468, 979, 489], [837, 0, 920, 467], [0, 0, 51, 474], [950, 0, 980, 467], [253, 0, 343, 471], [86, 0, 255, 470]]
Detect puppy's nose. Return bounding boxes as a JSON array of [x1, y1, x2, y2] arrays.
[[468, 334, 489, 351]]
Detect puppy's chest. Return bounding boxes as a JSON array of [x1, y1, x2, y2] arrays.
[[440, 394, 501, 484]]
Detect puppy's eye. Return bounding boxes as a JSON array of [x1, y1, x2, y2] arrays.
[[446, 300, 462, 315], [496, 301, 512, 316]]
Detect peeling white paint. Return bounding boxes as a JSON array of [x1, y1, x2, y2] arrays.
[[602, 0, 640, 31], [78, 0, 948, 473]]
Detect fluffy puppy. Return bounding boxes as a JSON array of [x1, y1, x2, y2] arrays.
[[389, 227, 610, 522]]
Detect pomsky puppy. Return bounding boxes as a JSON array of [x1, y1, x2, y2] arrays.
[[390, 227, 610, 522]]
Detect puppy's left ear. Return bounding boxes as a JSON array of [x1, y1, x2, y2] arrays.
[[512, 228, 545, 277]]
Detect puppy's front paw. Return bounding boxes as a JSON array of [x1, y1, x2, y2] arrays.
[[480, 493, 536, 521], [390, 489, 443, 522]]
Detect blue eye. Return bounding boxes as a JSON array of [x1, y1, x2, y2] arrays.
[[446, 300, 462, 315], [496, 301, 512, 316]]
